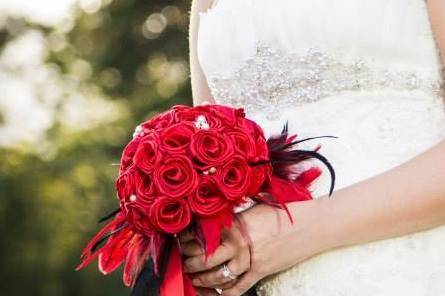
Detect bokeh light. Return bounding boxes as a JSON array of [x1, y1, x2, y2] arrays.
[[0, 0, 191, 295]]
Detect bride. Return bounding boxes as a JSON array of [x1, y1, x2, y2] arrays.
[[181, 0, 445, 295]]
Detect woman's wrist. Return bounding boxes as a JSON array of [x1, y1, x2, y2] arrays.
[[294, 197, 343, 255], [240, 197, 343, 277], [311, 193, 363, 253], [278, 198, 337, 269], [311, 197, 345, 251]]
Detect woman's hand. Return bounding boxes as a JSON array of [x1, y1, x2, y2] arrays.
[[180, 199, 330, 296]]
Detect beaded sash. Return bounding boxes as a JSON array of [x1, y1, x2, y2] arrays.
[[207, 41, 443, 120]]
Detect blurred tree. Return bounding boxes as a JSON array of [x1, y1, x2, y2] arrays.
[[0, 0, 192, 295], [50, 0, 192, 122]]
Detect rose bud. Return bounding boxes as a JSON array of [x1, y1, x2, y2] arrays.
[[190, 130, 234, 167], [119, 138, 141, 174], [133, 133, 159, 174], [189, 177, 229, 216], [224, 127, 257, 160], [154, 155, 198, 198], [216, 155, 252, 201], [149, 196, 191, 234], [159, 122, 194, 154], [134, 170, 157, 205]]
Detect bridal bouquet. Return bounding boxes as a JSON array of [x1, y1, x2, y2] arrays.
[[76, 104, 334, 296]]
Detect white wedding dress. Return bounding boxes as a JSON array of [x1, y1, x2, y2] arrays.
[[197, 0, 445, 295]]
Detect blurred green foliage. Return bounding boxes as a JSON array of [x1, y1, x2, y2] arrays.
[[0, 0, 192, 295]]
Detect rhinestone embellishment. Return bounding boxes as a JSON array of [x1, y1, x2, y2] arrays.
[[207, 41, 443, 120], [194, 115, 210, 130]]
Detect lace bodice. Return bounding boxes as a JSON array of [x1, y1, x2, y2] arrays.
[[197, 0, 445, 295]]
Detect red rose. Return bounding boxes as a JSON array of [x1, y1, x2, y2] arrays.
[[116, 169, 136, 202], [236, 117, 265, 139], [208, 105, 242, 126], [159, 122, 194, 154], [255, 136, 269, 161], [142, 110, 175, 130], [172, 105, 199, 123], [172, 104, 246, 129], [134, 170, 157, 205], [190, 130, 234, 167], [149, 196, 191, 234], [234, 108, 246, 118], [245, 135, 271, 196], [216, 156, 251, 201], [173, 105, 223, 129], [119, 138, 141, 173], [171, 105, 192, 113], [189, 177, 229, 216], [125, 203, 153, 235], [154, 155, 198, 198], [246, 164, 272, 196], [225, 127, 257, 160], [133, 133, 159, 173]]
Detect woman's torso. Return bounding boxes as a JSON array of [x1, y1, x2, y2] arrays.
[[197, 0, 445, 295]]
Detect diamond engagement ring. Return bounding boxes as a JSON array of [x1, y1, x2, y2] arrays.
[[221, 263, 238, 280]]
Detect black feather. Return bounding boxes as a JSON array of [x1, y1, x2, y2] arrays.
[[273, 150, 336, 196], [280, 135, 338, 150], [261, 124, 337, 196], [158, 237, 174, 283], [98, 208, 121, 223], [130, 259, 161, 296], [91, 223, 128, 252], [131, 236, 174, 296]]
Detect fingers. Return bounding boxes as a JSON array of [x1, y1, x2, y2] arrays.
[[184, 244, 236, 273], [192, 262, 235, 287], [192, 253, 250, 288], [221, 272, 259, 296], [179, 229, 195, 243], [213, 280, 237, 291], [182, 241, 205, 257], [195, 287, 220, 296]]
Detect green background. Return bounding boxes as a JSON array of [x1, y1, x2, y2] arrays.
[[0, 0, 192, 295]]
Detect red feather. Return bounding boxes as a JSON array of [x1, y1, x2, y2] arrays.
[[183, 273, 196, 296], [265, 176, 313, 223], [198, 210, 233, 258], [123, 234, 150, 287], [99, 227, 135, 274], [268, 176, 312, 203], [160, 242, 184, 296], [150, 231, 166, 276], [76, 214, 126, 271], [296, 167, 322, 187], [75, 247, 103, 272], [159, 241, 197, 296], [286, 134, 298, 144]]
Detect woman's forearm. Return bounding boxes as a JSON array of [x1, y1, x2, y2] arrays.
[[303, 139, 445, 252]]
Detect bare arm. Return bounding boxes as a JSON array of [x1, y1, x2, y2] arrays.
[[321, 0, 445, 249], [428, 0, 445, 60], [181, 4, 445, 295], [317, 139, 445, 250], [182, 140, 445, 296], [189, 0, 216, 106]]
